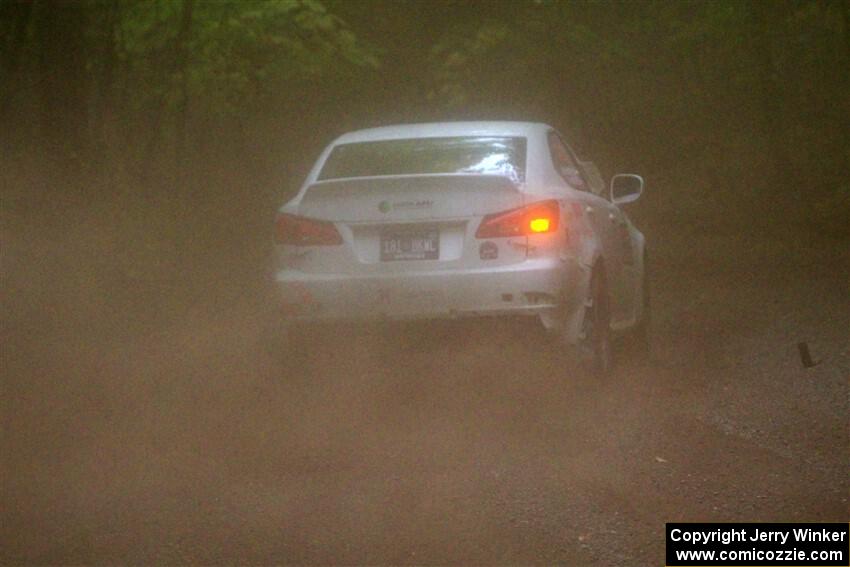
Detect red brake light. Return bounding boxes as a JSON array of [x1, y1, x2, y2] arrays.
[[475, 199, 560, 238], [275, 213, 342, 246]]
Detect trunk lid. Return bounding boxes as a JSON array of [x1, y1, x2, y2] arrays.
[[291, 174, 528, 274], [298, 174, 523, 222]]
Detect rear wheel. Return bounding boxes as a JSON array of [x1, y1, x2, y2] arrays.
[[631, 268, 651, 360], [624, 253, 651, 362], [578, 267, 613, 376]]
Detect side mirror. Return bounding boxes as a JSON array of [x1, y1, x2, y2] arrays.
[[610, 174, 644, 205]]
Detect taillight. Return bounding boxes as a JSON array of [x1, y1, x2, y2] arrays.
[[475, 199, 560, 238], [275, 213, 342, 246]]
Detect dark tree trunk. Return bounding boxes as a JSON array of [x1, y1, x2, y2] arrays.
[[89, 1, 119, 174], [36, 0, 88, 176], [140, 0, 194, 182], [745, 1, 793, 195], [0, 0, 35, 120], [842, 0, 850, 61], [174, 0, 195, 172]]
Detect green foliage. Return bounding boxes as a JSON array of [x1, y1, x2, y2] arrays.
[[427, 2, 625, 112], [110, 0, 377, 117], [2, 0, 847, 239]]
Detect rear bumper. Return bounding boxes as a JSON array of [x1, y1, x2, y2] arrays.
[[274, 256, 580, 323]]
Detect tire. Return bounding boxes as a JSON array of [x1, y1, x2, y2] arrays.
[[578, 267, 613, 376], [626, 253, 651, 362], [631, 267, 651, 361]]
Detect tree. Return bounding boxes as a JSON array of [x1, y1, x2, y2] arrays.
[[35, 0, 88, 174]]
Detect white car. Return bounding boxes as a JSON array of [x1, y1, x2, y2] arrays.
[[272, 121, 648, 373]]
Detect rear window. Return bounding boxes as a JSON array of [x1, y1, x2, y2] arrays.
[[317, 136, 527, 182]]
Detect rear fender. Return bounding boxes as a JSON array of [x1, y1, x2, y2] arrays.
[[561, 253, 601, 344], [540, 243, 601, 344]]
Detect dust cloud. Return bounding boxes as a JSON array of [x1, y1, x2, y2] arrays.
[[3, 167, 848, 564]]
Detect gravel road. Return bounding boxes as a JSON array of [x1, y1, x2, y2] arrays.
[[2, 223, 848, 565]]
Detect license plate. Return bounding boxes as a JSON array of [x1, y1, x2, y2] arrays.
[[380, 227, 439, 261]]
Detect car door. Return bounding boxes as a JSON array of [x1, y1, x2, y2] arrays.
[[547, 132, 630, 324]]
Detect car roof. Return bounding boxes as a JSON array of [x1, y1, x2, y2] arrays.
[[333, 121, 554, 144]]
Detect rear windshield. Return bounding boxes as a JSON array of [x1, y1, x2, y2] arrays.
[[317, 136, 527, 182]]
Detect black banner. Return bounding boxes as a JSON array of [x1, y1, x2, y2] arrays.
[[666, 523, 849, 566]]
